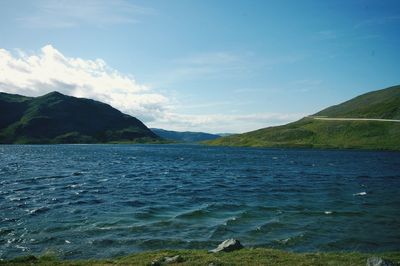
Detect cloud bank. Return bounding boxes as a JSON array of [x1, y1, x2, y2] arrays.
[[0, 45, 168, 122], [0, 45, 304, 133]]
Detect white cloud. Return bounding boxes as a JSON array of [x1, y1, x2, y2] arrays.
[[0, 45, 168, 122], [0, 45, 305, 133], [17, 0, 154, 28]]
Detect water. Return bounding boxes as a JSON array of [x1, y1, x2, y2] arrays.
[[0, 144, 399, 259]]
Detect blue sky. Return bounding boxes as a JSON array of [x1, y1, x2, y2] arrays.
[[0, 0, 399, 133]]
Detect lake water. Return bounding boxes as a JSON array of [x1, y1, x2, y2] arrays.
[[0, 144, 399, 259]]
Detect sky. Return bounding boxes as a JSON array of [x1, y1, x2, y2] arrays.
[[0, 0, 399, 133]]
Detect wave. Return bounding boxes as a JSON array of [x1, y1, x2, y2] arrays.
[[353, 191, 367, 196], [121, 199, 146, 207], [252, 220, 284, 233], [0, 228, 14, 237], [27, 206, 50, 216], [175, 209, 210, 220], [34, 175, 69, 181], [273, 232, 307, 247], [288, 209, 365, 217], [43, 224, 78, 233], [7, 196, 30, 202], [208, 224, 236, 240], [68, 198, 104, 206], [133, 206, 173, 220]]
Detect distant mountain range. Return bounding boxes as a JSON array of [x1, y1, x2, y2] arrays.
[[0, 91, 160, 144], [206, 85, 400, 150], [151, 128, 221, 142]]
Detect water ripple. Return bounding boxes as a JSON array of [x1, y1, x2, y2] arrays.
[[0, 144, 399, 260]]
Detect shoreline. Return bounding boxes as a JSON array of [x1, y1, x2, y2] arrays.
[[2, 248, 400, 265], [1, 142, 400, 153]]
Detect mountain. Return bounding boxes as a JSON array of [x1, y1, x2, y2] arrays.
[[151, 128, 221, 142], [206, 85, 400, 150], [0, 91, 160, 144]]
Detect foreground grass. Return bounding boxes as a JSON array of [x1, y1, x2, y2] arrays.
[[2, 248, 400, 266]]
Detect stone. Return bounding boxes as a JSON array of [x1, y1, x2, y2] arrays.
[[164, 255, 183, 263], [209, 239, 243, 253], [151, 260, 162, 266], [366, 257, 396, 266], [151, 255, 184, 265]]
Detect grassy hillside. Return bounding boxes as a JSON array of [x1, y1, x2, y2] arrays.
[[151, 128, 221, 142], [207, 118, 400, 150], [206, 85, 400, 150], [2, 249, 400, 266], [315, 85, 400, 119], [0, 91, 160, 144]]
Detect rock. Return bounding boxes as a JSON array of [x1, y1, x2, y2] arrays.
[[164, 255, 183, 263], [367, 257, 396, 266], [209, 239, 243, 253], [151, 260, 162, 266], [151, 255, 184, 265]]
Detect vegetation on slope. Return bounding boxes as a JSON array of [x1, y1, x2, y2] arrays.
[[0, 91, 160, 144], [315, 85, 400, 119], [206, 118, 400, 150], [206, 85, 400, 150], [2, 249, 400, 266]]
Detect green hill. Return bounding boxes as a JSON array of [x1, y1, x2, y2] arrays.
[[0, 91, 160, 144], [206, 85, 400, 150]]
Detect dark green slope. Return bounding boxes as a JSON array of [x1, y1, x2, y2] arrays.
[[151, 128, 221, 142], [206, 85, 400, 150], [0, 93, 31, 130], [0, 91, 160, 144]]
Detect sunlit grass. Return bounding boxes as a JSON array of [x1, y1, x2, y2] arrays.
[[2, 248, 400, 266]]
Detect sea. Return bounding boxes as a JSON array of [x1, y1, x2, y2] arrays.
[[0, 144, 399, 259]]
